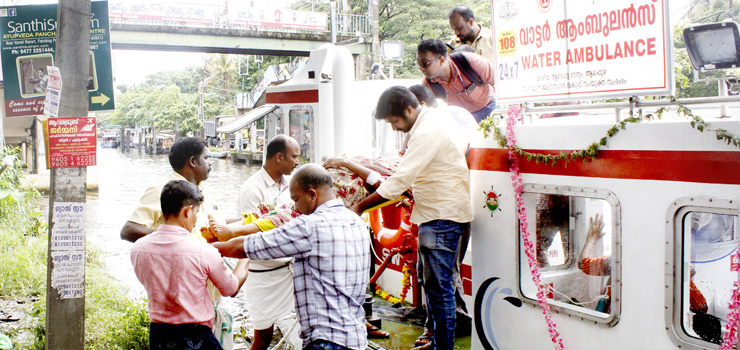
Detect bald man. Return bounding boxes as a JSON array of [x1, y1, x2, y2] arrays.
[[235, 134, 301, 350], [214, 164, 370, 350]]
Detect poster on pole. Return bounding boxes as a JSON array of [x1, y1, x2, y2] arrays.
[[0, 1, 114, 117], [50, 202, 85, 299], [42, 117, 97, 168], [491, 0, 673, 103], [43, 65, 62, 117]]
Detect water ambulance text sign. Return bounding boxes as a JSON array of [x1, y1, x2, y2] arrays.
[[491, 0, 672, 103], [44, 117, 97, 168]]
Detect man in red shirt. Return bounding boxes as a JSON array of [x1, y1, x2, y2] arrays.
[[418, 38, 497, 123]]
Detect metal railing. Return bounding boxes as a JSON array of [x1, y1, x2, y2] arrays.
[[334, 13, 369, 36], [109, 2, 370, 37], [490, 95, 740, 123]]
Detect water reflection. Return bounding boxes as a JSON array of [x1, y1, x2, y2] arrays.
[[40, 147, 260, 297]]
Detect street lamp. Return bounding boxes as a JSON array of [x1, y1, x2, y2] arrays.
[[683, 21, 740, 70], [381, 40, 404, 79]]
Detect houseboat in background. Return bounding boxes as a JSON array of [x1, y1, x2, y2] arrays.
[[100, 129, 120, 148]]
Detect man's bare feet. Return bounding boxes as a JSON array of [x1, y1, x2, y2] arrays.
[[208, 214, 234, 241]]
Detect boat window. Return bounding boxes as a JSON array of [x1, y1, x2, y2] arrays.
[[519, 185, 621, 325], [288, 106, 312, 162], [670, 204, 739, 347]]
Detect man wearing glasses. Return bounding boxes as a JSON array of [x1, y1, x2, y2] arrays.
[[418, 38, 496, 123]]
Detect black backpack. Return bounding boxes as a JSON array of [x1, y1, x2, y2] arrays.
[[426, 52, 487, 101]]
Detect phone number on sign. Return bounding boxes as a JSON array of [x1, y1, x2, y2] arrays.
[[50, 155, 96, 168]]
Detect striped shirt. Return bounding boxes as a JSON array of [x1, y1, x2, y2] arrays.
[[242, 199, 370, 350]]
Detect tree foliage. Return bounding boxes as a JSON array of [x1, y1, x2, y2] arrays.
[[374, 0, 490, 78]]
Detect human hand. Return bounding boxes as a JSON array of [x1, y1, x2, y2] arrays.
[[234, 258, 250, 274], [396, 198, 413, 210], [211, 237, 248, 259], [201, 215, 217, 243], [587, 213, 606, 243], [322, 157, 346, 169], [201, 226, 217, 243]]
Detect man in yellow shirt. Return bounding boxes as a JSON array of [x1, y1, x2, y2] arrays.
[[121, 137, 237, 348], [447, 5, 494, 63], [121, 137, 216, 242]]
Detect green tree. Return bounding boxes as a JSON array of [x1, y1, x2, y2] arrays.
[[142, 66, 206, 94], [293, 0, 489, 78]]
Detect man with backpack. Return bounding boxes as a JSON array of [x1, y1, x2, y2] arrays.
[[419, 38, 496, 123], [416, 39, 496, 123]]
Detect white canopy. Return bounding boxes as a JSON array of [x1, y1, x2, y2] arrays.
[[216, 105, 278, 134]]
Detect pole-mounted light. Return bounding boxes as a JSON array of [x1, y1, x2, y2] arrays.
[[683, 21, 740, 70]]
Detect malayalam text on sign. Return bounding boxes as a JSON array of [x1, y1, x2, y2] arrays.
[[44, 117, 97, 168], [491, 0, 673, 103]]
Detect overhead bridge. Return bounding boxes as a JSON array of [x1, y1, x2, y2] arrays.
[[110, 14, 372, 56]]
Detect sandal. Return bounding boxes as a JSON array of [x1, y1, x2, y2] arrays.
[[366, 322, 390, 339], [414, 330, 433, 346]]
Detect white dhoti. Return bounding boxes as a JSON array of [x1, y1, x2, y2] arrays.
[[245, 258, 296, 330]]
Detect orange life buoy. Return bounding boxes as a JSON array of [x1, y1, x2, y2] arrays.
[[369, 204, 414, 249]]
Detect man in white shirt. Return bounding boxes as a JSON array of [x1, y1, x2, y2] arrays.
[[351, 86, 473, 350], [236, 134, 301, 350], [408, 84, 475, 347]]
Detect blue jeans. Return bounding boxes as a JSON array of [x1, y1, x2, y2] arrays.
[[149, 323, 223, 350], [305, 339, 350, 350], [418, 220, 469, 350], [471, 99, 497, 123]]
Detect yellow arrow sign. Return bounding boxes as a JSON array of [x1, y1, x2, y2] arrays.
[[91, 93, 110, 106]]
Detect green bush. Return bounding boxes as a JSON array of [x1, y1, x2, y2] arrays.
[[0, 146, 149, 349]]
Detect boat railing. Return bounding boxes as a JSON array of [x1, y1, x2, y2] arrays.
[[493, 94, 740, 124]]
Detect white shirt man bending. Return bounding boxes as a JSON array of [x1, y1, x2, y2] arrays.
[[236, 134, 301, 350]]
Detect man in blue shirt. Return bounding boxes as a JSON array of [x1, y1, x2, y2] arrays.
[[213, 164, 370, 350]]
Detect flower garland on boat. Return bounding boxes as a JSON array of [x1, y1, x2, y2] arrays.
[[375, 264, 412, 304], [504, 105, 565, 350], [375, 286, 403, 304], [720, 246, 740, 349], [479, 99, 740, 167]]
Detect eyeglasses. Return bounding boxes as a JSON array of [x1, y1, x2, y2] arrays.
[[416, 56, 441, 68]]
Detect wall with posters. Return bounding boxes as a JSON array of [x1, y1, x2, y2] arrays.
[[492, 0, 673, 103]]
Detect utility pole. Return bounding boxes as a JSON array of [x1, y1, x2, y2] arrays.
[[330, 0, 337, 44], [369, 0, 380, 64], [46, 0, 91, 348]]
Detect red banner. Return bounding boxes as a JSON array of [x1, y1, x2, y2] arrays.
[[44, 117, 97, 168]]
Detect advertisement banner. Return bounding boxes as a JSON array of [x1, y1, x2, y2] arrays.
[[0, 1, 114, 117], [227, 0, 327, 31], [42, 117, 97, 168], [108, 1, 217, 25], [491, 0, 673, 103], [43, 65, 62, 117]]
